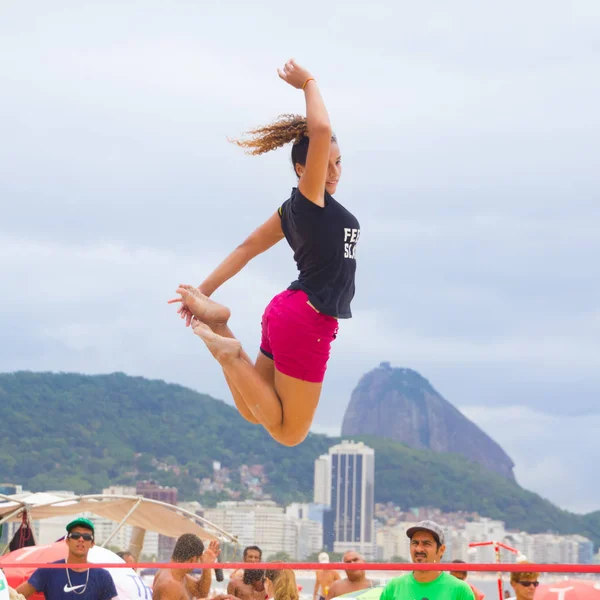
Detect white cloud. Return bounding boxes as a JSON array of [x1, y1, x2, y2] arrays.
[[1, 0, 599, 513], [460, 405, 600, 513]]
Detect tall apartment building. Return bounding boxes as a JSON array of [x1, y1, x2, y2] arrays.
[[315, 441, 376, 558]]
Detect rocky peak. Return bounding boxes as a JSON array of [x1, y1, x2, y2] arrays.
[[341, 363, 515, 479]]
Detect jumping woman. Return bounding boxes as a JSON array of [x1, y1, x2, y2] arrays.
[[169, 59, 360, 446]]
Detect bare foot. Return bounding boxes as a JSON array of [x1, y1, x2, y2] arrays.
[[176, 285, 231, 326], [191, 319, 241, 362]]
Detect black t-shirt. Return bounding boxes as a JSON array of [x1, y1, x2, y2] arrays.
[[279, 187, 360, 318]]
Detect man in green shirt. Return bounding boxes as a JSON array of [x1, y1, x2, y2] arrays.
[[379, 520, 474, 600]]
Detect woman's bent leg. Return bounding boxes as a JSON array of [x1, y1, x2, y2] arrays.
[[179, 285, 332, 445], [175, 285, 265, 424], [212, 323, 263, 424], [215, 326, 276, 426], [191, 320, 322, 446]]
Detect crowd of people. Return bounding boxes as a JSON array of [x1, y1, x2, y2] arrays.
[[2, 518, 543, 600]]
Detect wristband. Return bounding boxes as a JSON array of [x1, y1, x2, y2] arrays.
[[302, 77, 315, 90]]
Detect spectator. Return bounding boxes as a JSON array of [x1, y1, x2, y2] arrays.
[[379, 520, 474, 600], [326, 552, 374, 600], [313, 553, 340, 600], [230, 546, 263, 581], [227, 547, 265, 600], [450, 560, 484, 600], [264, 569, 298, 600], [510, 564, 540, 600], [152, 533, 220, 600], [16, 518, 117, 600]]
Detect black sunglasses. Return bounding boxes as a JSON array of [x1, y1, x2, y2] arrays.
[[517, 581, 539, 588], [68, 533, 94, 541]]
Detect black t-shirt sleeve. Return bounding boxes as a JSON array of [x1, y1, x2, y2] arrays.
[[279, 188, 324, 218], [279, 189, 325, 238], [291, 188, 325, 214]]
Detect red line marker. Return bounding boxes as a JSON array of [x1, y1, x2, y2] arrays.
[[1, 562, 599, 573]]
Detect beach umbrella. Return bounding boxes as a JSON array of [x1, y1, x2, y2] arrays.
[[536, 580, 600, 600], [0, 541, 151, 600]]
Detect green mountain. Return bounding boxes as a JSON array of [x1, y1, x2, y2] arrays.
[[1, 371, 599, 547]]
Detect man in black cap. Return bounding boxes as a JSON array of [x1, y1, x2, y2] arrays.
[[17, 518, 117, 600], [379, 520, 474, 600]]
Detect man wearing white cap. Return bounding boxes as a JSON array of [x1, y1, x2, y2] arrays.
[[313, 553, 340, 600], [379, 520, 474, 600]]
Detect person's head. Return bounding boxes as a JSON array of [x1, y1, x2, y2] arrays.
[[510, 565, 540, 600], [244, 567, 266, 588], [264, 568, 298, 600], [171, 533, 204, 571], [450, 559, 468, 581], [406, 521, 446, 564], [65, 518, 95, 559], [505, 591, 512, 599], [244, 545, 263, 562], [342, 551, 365, 582], [231, 115, 342, 196], [116, 551, 136, 564], [242, 545, 264, 586], [318, 552, 330, 564]]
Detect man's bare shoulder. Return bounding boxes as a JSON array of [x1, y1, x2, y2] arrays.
[[326, 579, 346, 599], [153, 573, 183, 600]]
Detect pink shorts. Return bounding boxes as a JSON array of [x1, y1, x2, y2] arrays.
[[260, 290, 339, 383]]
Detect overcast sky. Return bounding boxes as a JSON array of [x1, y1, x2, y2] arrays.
[[1, 1, 599, 514]]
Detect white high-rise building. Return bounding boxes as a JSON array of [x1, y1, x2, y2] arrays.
[[465, 519, 506, 563], [314, 454, 332, 506], [286, 503, 324, 559], [204, 501, 299, 559], [317, 441, 375, 558]]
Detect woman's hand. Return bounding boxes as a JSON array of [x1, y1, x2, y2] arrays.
[[277, 58, 314, 90]]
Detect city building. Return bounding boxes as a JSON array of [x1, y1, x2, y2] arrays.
[[204, 500, 299, 559], [286, 503, 324, 559], [136, 481, 178, 560], [314, 454, 332, 506], [315, 441, 376, 558]]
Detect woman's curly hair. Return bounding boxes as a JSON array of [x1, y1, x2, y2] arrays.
[[231, 114, 308, 156], [231, 114, 336, 178]]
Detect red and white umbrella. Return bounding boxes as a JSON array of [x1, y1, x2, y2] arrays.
[[536, 580, 600, 600], [0, 541, 151, 600]]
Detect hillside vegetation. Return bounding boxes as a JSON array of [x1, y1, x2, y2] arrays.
[[1, 371, 598, 547]]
